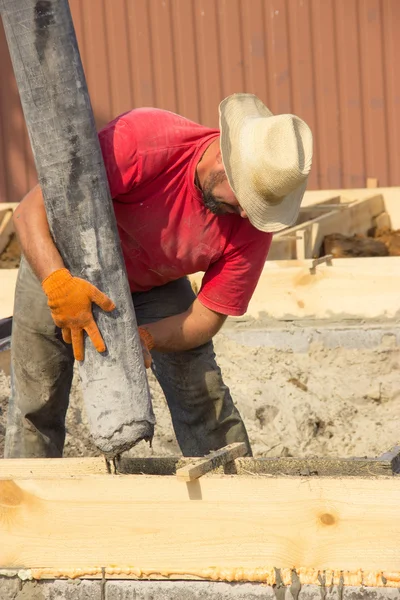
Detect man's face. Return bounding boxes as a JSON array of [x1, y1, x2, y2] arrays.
[[202, 165, 248, 219]]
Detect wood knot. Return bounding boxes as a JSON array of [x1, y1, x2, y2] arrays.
[[319, 512, 336, 526], [0, 481, 24, 507]]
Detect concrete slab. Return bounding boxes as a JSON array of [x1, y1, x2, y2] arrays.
[[223, 323, 400, 353], [105, 581, 276, 599], [103, 581, 400, 600], [343, 588, 400, 600], [0, 580, 102, 600]]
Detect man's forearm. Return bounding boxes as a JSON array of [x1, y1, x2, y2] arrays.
[[13, 184, 65, 281], [143, 298, 227, 353]]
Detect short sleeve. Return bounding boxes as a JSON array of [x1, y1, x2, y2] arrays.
[[197, 226, 273, 316], [98, 115, 141, 198]]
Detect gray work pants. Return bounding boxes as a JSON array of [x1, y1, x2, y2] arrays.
[[4, 257, 251, 458]]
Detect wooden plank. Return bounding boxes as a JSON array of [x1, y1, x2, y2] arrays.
[[226, 256, 400, 321], [0, 203, 19, 210], [367, 177, 378, 188], [176, 443, 247, 482], [190, 255, 400, 321], [0, 269, 18, 319], [271, 207, 340, 260], [373, 211, 391, 230], [302, 187, 400, 232], [298, 196, 351, 220], [1, 475, 400, 580], [295, 229, 306, 260], [0, 458, 108, 478], [299, 203, 349, 212], [0, 209, 14, 255]]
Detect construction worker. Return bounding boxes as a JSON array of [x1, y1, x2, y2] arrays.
[[4, 93, 312, 459]]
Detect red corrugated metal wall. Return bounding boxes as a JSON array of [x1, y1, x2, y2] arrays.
[[1, 0, 399, 203]]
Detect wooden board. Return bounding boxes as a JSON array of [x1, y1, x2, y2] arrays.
[[1, 474, 400, 584], [302, 187, 400, 229], [176, 442, 247, 481], [5, 255, 400, 323], [190, 256, 400, 320], [0, 204, 19, 320], [0, 209, 14, 255], [0, 269, 18, 319]]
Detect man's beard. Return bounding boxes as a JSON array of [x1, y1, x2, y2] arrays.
[[201, 170, 227, 216]]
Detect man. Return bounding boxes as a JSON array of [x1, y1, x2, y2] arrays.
[[4, 93, 312, 459]]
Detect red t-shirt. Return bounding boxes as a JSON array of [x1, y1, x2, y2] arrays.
[[98, 108, 272, 316]]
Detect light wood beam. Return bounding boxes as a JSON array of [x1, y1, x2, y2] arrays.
[[1, 474, 400, 583]]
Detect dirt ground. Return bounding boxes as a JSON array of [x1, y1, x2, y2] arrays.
[[1, 332, 399, 459], [1, 234, 399, 459]]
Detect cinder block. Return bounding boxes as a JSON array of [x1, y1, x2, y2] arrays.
[[296, 585, 344, 600], [105, 580, 276, 599], [344, 587, 400, 600], [105, 581, 399, 600], [0, 577, 20, 600], [18, 580, 102, 600]]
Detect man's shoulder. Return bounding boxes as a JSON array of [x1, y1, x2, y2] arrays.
[[110, 108, 218, 152], [122, 107, 191, 124]]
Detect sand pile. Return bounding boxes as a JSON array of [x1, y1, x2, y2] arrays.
[[1, 330, 399, 459]]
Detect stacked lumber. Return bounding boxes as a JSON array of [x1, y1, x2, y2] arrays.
[[268, 193, 387, 261]]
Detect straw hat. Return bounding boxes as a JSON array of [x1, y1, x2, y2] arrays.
[[219, 93, 313, 232]]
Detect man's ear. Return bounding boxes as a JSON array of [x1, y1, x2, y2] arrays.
[[216, 149, 223, 165]]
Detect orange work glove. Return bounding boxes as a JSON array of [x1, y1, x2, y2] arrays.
[[138, 326, 155, 369], [42, 268, 115, 362]]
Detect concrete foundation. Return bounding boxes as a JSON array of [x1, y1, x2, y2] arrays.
[[224, 321, 400, 353], [1, 578, 400, 600]]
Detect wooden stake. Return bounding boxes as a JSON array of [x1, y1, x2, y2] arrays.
[[175, 442, 247, 482], [366, 177, 378, 188], [0, 209, 14, 255]]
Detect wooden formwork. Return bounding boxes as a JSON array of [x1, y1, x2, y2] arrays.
[[2, 189, 400, 322], [1, 191, 400, 586], [190, 187, 400, 321], [1, 450, 400, 586], [268, 193, 386, 261]]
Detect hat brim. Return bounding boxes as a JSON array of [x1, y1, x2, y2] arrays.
[[219, 94, 308, 233]]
